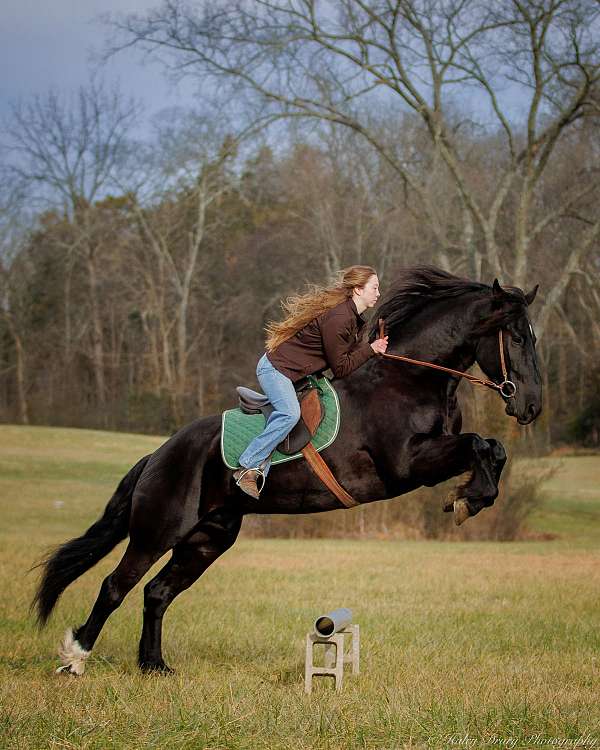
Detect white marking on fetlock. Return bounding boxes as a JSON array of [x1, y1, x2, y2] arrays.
[[56, 628, 91, 676]]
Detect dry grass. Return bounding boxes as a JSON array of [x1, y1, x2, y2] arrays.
[[1, 426, 599, 749]]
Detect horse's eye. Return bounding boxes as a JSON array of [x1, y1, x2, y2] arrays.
[[512, 335, 523, 345]]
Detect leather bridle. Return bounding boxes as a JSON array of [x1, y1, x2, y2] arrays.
[[377, 318, 517, 399]]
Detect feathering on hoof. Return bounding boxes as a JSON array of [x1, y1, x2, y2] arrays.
[[55, 628, 91, 676]]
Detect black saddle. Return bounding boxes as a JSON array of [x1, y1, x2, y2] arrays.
[[236, 376, 325, 455]]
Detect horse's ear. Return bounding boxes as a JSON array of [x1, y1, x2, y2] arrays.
[[525, 284, 539, 305], [492, 278, 506, 306]]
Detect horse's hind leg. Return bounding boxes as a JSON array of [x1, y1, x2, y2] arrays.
[[57, 543, 162, 675], [139, 507, 243, 673]]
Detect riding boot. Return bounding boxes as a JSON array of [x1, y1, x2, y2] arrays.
[[233, 467, 265, 500]]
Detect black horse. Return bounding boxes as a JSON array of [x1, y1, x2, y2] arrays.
[[33, 266, 542, 674]]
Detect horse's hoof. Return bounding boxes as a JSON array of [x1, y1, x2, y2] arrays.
[[139, 661, 175, 675], [453, 499, 471, 526]]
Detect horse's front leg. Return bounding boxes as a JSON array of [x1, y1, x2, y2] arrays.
[[409, 433, 507, 525]]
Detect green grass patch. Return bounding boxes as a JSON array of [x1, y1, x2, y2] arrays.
[[522, 455, 600, 547], [0, 425, 599, 749]]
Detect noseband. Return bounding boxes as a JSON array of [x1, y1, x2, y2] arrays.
[[377, 319, 516, 399]]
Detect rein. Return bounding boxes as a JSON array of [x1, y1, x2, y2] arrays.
[[377, 318, 516, 399]]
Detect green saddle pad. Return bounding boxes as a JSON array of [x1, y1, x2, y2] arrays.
[[221, 376, 340, 469]]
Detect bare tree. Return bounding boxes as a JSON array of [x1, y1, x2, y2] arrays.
[[4, 78, 140, 420], [122, 111, 237, 422], [110, 0, 600, 337], [0, 180, 30, 423]]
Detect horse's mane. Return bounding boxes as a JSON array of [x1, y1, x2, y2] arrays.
[[369, 265, 528, 340]]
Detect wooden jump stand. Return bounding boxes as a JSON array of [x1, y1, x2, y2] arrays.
[[305, 608, 360, 693]]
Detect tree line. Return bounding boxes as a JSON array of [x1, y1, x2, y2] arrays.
[[1, 0, 599, 452]]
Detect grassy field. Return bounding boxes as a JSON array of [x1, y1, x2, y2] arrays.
[[0, 425, 599, 750]]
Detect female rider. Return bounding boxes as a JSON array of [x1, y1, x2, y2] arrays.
[[233, 265, 388, 499]]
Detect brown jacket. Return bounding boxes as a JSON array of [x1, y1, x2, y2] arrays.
[[266, 298, 375, 382]]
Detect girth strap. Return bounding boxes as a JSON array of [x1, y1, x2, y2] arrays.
[[301, 441, 359, 508]]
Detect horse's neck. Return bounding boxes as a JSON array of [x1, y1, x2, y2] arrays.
[[388, 303, 477, 373]]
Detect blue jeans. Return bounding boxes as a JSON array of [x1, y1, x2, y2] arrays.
[[238, 353, 301, 478]]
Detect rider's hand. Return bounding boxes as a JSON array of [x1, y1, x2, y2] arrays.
[[370, 336, 388, 354]]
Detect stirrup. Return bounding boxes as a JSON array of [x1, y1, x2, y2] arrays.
[[234, 466, 266, 494]]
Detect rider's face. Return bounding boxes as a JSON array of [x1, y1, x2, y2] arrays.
[[356, 274, 380, 308]]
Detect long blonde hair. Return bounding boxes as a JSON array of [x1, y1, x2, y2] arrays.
[[265, 265, 377, 352]]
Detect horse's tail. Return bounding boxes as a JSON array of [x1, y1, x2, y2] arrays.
[[32, 454, 151, 626]]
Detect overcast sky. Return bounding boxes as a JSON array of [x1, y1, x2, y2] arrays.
[[1, 0, 534, 143], [1, 0, 196, 127]]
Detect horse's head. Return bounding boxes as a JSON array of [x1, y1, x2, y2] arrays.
[[371, 266, 543, 425], [473, 280, 542, 425]]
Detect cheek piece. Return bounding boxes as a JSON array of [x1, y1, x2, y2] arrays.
[[498, 330, 516, 400]]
